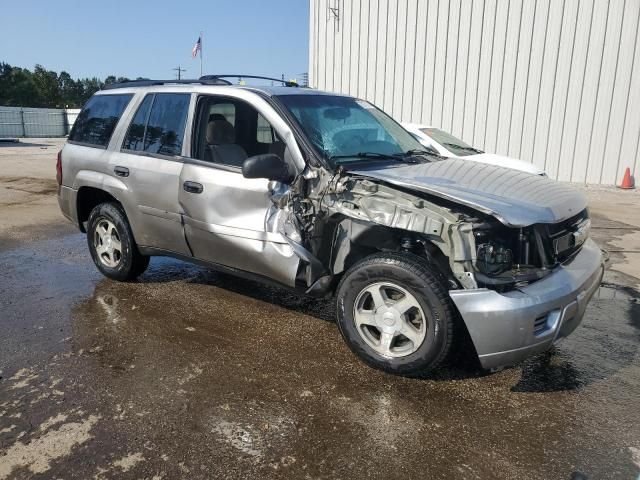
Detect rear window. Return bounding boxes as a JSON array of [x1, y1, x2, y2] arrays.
[[122, 93, 190, 157], [69, 94, 133, 147]]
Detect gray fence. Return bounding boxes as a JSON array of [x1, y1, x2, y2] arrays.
[[0, 106, 81, 138]]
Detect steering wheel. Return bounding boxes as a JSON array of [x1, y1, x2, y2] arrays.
[[326, 123, 373, 152], [338, 134, 365, 152]]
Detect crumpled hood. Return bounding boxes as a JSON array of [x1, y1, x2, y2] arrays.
[[350, 158, 587, 227]]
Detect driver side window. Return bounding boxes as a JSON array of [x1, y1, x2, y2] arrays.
[[192, 96, 285, 168]]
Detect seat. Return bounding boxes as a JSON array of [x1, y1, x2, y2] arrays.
[[204, 117, 248, 167]]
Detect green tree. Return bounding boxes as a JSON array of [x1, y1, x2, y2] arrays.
[[32, 65, 61, 107], [79, 77, 103, 104], [0, 61, 132, 108], [58, 71, 83, 107], [0, 63, 41, 107]]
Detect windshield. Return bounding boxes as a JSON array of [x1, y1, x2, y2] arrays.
[[277, 94, 426, 168], [419, 127, 483, 157]]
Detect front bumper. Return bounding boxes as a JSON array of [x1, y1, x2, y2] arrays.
[[449, 239, 604, 369]]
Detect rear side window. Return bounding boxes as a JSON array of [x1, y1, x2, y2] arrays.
[[69, 94, 133, 147], [122, 95, 153, 151], [122, 93, 190, 157]]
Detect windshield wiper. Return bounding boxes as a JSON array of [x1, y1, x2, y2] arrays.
[[395, 149, 437, 158], [330, 152, 408, 164], [330, 150, 436, 166], [442, 142, 483, 154]]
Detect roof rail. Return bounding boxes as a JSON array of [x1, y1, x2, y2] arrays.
[[102, 78, 231, 90], [199, 74, 300, 87], [102, 75, 301, 91]]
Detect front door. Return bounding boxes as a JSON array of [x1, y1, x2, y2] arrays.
[[178, 94, 300, 286]]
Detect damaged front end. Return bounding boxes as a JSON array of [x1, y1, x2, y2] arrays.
[[272, 161, 603, 369], [470, 208, 591, 291], [276, 163, 592, 296], [274, 165, 479, 296]]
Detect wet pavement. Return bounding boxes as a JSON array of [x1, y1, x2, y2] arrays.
[[1, 225, 639, 480]]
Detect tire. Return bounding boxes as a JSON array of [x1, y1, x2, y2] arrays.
[[87, 202, 149, 281], [335, 252, 455, 375]]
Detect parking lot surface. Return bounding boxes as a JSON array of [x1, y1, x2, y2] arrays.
[[1, 139, 639, 479]]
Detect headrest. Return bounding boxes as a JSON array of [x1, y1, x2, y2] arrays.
[[209, 113, 227, 122], [206, 119, 235, 144]]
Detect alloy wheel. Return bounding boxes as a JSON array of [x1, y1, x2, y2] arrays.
[[353, 282, 427, 358], [93, 218, 122, 268]]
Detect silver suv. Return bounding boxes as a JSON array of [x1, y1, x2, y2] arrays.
[[58, 76, 604, 375]]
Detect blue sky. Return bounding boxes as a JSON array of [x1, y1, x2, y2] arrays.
[[1, 0, 309, 82]]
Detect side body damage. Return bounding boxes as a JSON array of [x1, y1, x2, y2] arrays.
[[279, 166, 480, 294], [276, 164, 603, 369]]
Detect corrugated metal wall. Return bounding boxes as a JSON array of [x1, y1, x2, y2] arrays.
[[0, 107, 81, 138], [309, 0, 640, 185]]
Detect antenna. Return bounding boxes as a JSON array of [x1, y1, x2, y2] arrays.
[[172, 66, 187, 80]]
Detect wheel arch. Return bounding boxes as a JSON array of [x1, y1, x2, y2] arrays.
[[77, 187, 122, 233], [315, 215, 457, 294]]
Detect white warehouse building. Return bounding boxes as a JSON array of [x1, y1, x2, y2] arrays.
[[308, 0, 640, 185]]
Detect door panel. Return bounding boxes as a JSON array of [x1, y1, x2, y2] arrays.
[[108, 150, 190, 255], [178, 162, 299, 286]]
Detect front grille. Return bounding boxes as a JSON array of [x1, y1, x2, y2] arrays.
[[543, 209, 590, 264], [546, 209, 588, 238], [534, 315, 547, 335]]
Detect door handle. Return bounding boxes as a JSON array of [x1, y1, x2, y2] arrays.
[[114, 166, 129, 177], [183, 181, 204, 194]]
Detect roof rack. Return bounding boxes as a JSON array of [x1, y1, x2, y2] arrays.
[[199, 75, 300, 87], [102, 78, 231, 90], [102, 75, 301, 91]]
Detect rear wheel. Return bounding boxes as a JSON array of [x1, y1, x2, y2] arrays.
[[336, 252, 455, 375], [87, 202, 149, 281]]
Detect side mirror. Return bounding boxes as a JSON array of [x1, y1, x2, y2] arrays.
[[242, 154, 294, 183]]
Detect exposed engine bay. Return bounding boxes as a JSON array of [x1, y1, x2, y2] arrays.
[[276, 164, 592, 296]]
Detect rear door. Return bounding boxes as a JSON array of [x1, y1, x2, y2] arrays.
[[108, 92, 192, 255], [177, 93, 301, 287]]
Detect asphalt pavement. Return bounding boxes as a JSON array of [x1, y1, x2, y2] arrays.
[[1, 139, 639, 479]]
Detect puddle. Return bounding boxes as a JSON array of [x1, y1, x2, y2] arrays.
[[1, 233, 639, 479]]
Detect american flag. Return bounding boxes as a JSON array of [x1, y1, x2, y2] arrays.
[[192, 37, 201, 58]]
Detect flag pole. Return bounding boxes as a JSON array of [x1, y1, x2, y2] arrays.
[[200, 31, 203, 77]]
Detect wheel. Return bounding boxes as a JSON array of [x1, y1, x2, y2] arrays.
[[335, 252, 455, 375], [87, 202, 149, 281]]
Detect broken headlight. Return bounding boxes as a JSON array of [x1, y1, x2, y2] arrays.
[[476, 242, 513, 275]]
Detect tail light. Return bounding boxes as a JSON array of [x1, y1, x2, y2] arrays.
[[56, 150, 62, 185]]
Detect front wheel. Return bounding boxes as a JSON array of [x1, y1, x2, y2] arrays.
[[87, 202, 149, 281], [335, 252, 456, 375]]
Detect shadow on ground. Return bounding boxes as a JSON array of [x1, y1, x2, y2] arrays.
[[0, 139, 56, 148]]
